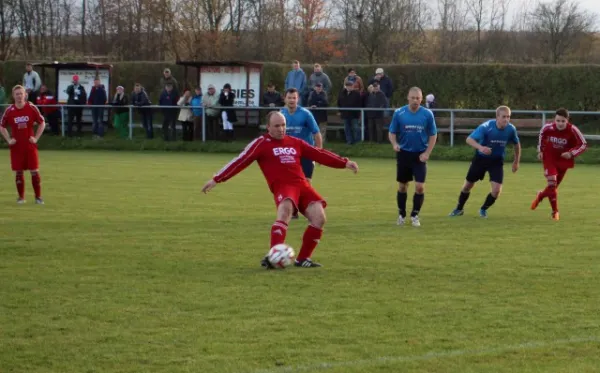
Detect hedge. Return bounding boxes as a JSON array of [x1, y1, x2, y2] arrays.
[[2, 61, 600, 111], [2, 136, 599, 165]]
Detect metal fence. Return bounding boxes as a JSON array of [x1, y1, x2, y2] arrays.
[[4, 104, 600, 145]]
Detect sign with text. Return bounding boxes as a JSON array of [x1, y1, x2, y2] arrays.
[[200, 66, 261, 107], [57, 68, 110, 103]]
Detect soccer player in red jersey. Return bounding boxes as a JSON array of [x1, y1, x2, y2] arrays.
[[201, 111, 359, 268], [531, 108, 587, 220], [0, 85, 46, 204]]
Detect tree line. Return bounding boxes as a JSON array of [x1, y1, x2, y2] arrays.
[[0, 0, 597, 65]]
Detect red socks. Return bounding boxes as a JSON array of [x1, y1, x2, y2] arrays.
[[270, 220, 288, 248], [547, 186, 558, 212], [16, 172, 24, 199], [31, 172, 41, 199], [297, 225, 323, 261]]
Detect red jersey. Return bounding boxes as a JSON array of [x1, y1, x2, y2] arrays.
[[36, 92, 59, 115], [1, 102, 45, 147], [213, 134, 348, 191], [538, 122, 587, 168]]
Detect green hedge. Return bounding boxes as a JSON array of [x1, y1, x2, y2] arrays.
[[2, 136, 599, 164], [3, 61, 600, 110]]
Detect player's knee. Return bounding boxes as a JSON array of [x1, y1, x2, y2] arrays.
[[462, 182, 474, 193], [397, 183, 408, 193], [309, 211, 326, 228], [491, 186, 502, 198], [277, 200, 295, 220], [415, 183, 425, 194]]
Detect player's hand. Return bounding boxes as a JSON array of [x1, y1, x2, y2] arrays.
[[29, 136, 37, 144], [537, 152, 543, 161], [512, 162, 519, 173], [345, 161, 359, 174], [419, 152, 430, 162], [561, 152, 573, 159], [202, 179, 217, 194], [479, 146, 492, 155], [8, 138, 16, 145], [393, 144, 400, 152]]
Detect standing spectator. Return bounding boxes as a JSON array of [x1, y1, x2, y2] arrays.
[[88, 77, 108, 139], [112, 86, 129, 139], [160, 68, 179, 96], [191, 86, 203, 141], [425, 93, 437, 109], [262, 82, 283, 108], [177, 90, 194, 141], [131, 83, 153, 139], [203, 84, 220, 140], [36, 85, 60, 136], [23, 63, 42, 103], [284, 60, 307, 105], [159, 84, 179, 141], [308, 63, 332, 98], [365, 82, 389, 144], [307, 83, 329, 142], [66, 75, 87, 137], [368, 68, 394, 101], [344, 68, 365, 93], [337, 81, 363, 145], [219, 83, 236, 141]]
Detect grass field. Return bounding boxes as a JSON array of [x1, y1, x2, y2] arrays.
[[1, 150, 599, 373]]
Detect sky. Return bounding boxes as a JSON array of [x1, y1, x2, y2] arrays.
[[508, 0, 600, 26]]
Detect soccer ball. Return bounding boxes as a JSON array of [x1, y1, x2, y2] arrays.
[[268, 244, 295, 268]]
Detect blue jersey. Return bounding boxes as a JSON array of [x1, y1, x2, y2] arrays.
[[469, 120, 520, 159], [280, 106, 320, 146], [389, 105, 437, 153]]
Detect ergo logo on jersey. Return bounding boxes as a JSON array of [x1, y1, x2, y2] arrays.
[[549, 136, 568, 145], [273, 147, 297, 156], [14, 116, 30, 124]]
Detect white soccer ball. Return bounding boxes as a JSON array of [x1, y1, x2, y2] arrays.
[[268, 244, 295, 269]]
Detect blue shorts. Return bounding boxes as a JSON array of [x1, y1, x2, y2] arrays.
[[396, 150, 427, 183], [466, 155, 504, 184], [301, 158, 315, 179]]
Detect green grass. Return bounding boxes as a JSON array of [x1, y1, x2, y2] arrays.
[[1, 150, 599, 373]]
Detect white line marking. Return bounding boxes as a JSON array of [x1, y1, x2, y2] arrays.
[[248, 336, 600, 373]]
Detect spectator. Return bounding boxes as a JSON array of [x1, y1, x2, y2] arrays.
[[191, 86, 203, 141], [88, 77, 108, 139], [36, 84, 60, 136], [203, 84, 220, 140], [23, 63, 42, 103], [159, 83, 179, 141], [368, 67, 393, 101], [337, 81, 363, 145], [112, 86, 129, 139], [426, 93, 437, 109], [66, 75, 87, 137], [365, 82, 389, 144], [160, 68, 179, 95], [307, 83, 329, 142], [131, 83, 153, 139], [344, 68, 365, 93], [177, 90, 194, 141], [262, 82, 284, 108], [218, 83, 236, 142], [284, 60, 307, 105], [308, 63, 332, 97]]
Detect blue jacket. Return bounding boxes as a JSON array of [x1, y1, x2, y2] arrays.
[[285, 69, 307, 93], [191, 94, 203, 116]]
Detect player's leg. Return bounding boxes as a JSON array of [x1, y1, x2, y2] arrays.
[[296, 195, 326, 268], [479, 162, 503, 218], [10, 149, 26, 202], [541, 174, 559, 219], [532, 163, 557, 211], [409, 154, 427, 226], [556, 169, 567, 188], [449, 180, 476, 216], [27, 147, 43, 204], [396, 152, 412, 225], [262, 186, 301, 268]]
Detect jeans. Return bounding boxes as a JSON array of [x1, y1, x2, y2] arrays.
[[343, 118, 359, 145], [91, 107, 104, 136], [139, 109, 153, 139], [67, 106, 83, 136]]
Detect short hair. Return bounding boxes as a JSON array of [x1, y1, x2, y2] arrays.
[[12, 84, 25, 92], [292, 60, 300, 65], [555, 107, 569, 119], [314, 63, 321, 68], [266, 111, 284, 125], [26, 63, 33, 67], [267, 81, 275, 88], [408, 87, 422, 95], [285, 88, 299, 96], [134, 83, 142, 87], [372, 82, 379, 87], [496, 105, 511, 116]]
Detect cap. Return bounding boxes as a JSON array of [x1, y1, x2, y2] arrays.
[[426, 93, 435, 102], [315, 82, 323, 87], [116, 85, 124, 90], [375, 68, 384, 74], [208, 84, 216, 89], [72, 75, 79, 81]]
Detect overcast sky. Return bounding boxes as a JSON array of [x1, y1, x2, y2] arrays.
[[508, 0, 600, 26]]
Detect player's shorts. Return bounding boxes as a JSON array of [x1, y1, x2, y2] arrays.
[[396, 150, 427, 183], [543, 159, 571, 177], [300, 158, 315, 179], [466, 155, 503, 184], [272, 182, 326, 215], [10, 145, 39, 171]]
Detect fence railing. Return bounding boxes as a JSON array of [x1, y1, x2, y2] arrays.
[[3, 104, 600, 145]]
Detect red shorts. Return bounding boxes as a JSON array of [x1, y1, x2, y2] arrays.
[[10, 145, 39, 171], [272, 182, 326, 214], [543, 159, 570, 177]]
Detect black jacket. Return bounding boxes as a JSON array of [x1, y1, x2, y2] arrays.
[[66, 84, 87, 105], [365, 91, 389, 118], [219, 91, 237, 122], [112, 93, 129, 114], [263, 91, 283, 107], [307, 91, 329, 123], [337, 88, 363, 119]]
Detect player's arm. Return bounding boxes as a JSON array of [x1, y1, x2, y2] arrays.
[[31, 105, 46, 143], [567, 125, 587, 158], [308, 112, 323, 148], [388, 112, 400, 152], [466, 124, 491, 155], [0, 126, 12, 144], [537, 124, 548, 160], [202, 137, 264, 193], [421, 112, 437, 161], [300, 140, 357, 172]]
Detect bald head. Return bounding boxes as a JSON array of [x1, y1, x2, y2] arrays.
[[266, 111, 286, 139], [407, 87, 423, 111]]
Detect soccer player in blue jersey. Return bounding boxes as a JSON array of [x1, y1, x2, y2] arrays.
[[280, 88, 323, 219], [449, 105, 521, 218], [388, 87, 437, 227]]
